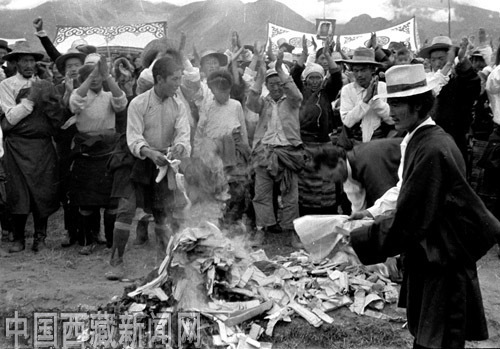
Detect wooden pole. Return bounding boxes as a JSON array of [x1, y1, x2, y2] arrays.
[[448, 0, 451, 38]]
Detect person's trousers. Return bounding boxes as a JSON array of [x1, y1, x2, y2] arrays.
[[12, 213, 48, 242], [110, 191, 182, 264], [252, 166, 298, 230]]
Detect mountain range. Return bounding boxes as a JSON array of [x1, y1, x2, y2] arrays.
[[0, 0, 499, 54]]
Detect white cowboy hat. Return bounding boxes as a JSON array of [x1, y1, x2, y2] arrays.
[[339, 47, 381, 66], [418, 36, 453, 59], [374, 64, 439, 99]]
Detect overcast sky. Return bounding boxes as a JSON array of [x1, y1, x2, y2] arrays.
[[1, 0, 499, 23]]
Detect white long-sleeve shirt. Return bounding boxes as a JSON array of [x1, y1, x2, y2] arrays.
[[486, 65, 500, 126], [127, 88, 191, 159], [0, 73, 36, 126], [70, 89, 127, 133], [339, 81, 392, 142]]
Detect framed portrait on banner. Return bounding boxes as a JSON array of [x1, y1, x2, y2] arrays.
[[316, 19, 336, 40]]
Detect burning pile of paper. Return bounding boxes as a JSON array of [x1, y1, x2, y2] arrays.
[[103, 219, 404, 348]]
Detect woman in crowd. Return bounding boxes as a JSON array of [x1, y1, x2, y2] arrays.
[[291, 38, 343, 215]]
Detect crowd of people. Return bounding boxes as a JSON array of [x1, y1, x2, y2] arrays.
[[0, 15, 500, 348]]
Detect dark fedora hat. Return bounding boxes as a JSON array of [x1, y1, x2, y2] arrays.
[[418, 36, 452, 59], [277, 38, 295, 53], [0, 39, 12, 52], [55, 48, 86, 75], [3, 41, 44, 62]]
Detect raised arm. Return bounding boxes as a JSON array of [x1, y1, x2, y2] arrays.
[[33, 17, 61, 62]]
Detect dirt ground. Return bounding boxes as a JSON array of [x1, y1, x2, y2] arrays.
[[0, 208, 500, 348]]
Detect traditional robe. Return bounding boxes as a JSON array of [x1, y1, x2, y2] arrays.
[[1, 84, 63, 217], [351, 125, 499, 348]]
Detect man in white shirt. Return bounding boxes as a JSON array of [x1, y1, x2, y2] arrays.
[[339, 47, 394, 144], [106, 56, 191, 280], [481, 55, 500, 228]]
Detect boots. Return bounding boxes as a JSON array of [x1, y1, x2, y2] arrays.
[[32, 217, 48, 253], [106, 219, 131, 281], [32, 235, 47, 252], [61, 205, 79, 247], [9, 240, 25, 253], [104, 211, 115, 249], [79, 213, 97, 255], [155, 224, 173, 265], [9, 214, 27, 253], [288, 229, 304, 249], [133, 220, 149, 245]]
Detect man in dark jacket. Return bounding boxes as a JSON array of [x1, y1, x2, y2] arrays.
[[313, 137, 401, 214], [0, 42, 64, 252], [419, 36, 481, 168], [350, 64, 499, 349]]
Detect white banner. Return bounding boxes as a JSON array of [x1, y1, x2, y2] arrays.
[[53, 22, 167, 53], [268, 17, 420, 55]]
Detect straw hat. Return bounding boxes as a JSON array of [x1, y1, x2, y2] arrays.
[[418, 36, 452, 59], [374, 64, 439, 99], [339, 47, 381, 66], [277, 38, 294, 53], [265, 68, 278, 80], [200, 49, 228, 67], [0, 40, 12, 53], [55, 48, 86, 74], [3, 41, 44, 62]]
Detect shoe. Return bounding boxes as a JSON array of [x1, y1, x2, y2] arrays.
[[95, 236, 107, 245], [1, 231, 10, 242], [105, 259, 125, 281], [32, 239, 47, 253], [250, 229, 266, 247], [133, 220, 149, 246], [264, 224, 282, 234], [289, 230, 304, 249], [79, 243, 97, 255], [9, 241, 25, 253], [61, 236, 77, 248]]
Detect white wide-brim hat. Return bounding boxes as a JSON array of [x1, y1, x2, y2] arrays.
[[374, 64, 439, 99]]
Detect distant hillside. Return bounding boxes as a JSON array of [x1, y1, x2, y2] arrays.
[[0, 0, 499, 54], [0, 0, 314, 52], [336, 2, 500, 47]]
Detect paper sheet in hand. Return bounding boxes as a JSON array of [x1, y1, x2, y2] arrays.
[[293, 215, 373, 261]]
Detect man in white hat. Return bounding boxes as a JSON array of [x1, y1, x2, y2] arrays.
[[0, 42, 64, 253], [419, 36, 481, 164], [339, 47, 394, 145], [349, 64, 499, 349]]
